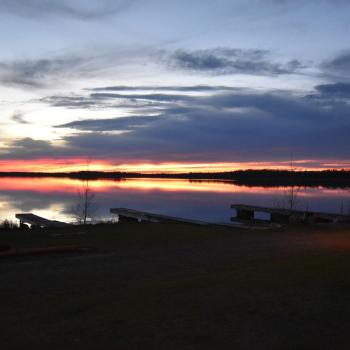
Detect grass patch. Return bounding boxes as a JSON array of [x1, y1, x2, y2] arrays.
[[1, 223, 350, 349]]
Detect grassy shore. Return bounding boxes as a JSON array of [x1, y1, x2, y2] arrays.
[[1, 223, 350, 349]]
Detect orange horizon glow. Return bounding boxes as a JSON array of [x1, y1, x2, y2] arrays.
[[0, 158, 349, 173]]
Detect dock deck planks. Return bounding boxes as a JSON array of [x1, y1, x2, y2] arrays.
[[15, 213, 71, 228], [110, 208, 210, 225]]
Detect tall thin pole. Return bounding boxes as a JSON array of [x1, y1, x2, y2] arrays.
[[83, 179, 88, 224]]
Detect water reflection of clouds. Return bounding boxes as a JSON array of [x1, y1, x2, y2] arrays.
[[0, 177, 348, 223], [0, 192, 72, 222]]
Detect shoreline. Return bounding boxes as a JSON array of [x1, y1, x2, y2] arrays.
[[0, 169, 350, 188]]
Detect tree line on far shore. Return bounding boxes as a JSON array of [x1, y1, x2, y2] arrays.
[[0, 169, 349, 187]]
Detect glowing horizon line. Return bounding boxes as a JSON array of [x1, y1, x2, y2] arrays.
[[0, 158, 349, 173]]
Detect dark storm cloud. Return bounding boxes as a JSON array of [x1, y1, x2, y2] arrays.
[[322, 52, 350, 79], [0, 138, 67, 160], [0, 0, 134, 20], [12, 138, 51, 150], [315, 82, 350, 98], [163, 48, 305, 76], [58, 93, 350, 163], [3, 88, 349, 164], [57, 116, 161, 132]]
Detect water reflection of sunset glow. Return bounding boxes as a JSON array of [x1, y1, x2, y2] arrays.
[[0, 177, 349, 197], [0, 176, 349, 223], [0, 177, 250, 194]]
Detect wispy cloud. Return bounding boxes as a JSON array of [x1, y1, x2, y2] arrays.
[[89, 85, 239, 93], [162, 48, 305, 76], [266, 0, 349, 5], [57, 116, 161, 132], [11, 111, 29, 124], [40, 93, 185, 110], [0, 56, 83, 88], [0, 47, 156, 89], [0, 0, 134, 20], [0, 46, 308, 90]]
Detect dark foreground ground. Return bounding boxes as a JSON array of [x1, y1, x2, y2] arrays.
[[1, 223, 350, 349]]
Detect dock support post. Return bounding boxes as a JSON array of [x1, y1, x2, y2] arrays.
[[270, 213, 290, 224], [118, 215, 140, 223], [236, 209, 254, 221]]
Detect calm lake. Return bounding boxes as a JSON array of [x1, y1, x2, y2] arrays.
[[0, 177, 349, 223]]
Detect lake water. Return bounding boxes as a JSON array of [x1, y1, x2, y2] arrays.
[[0, 177, 349, 224]]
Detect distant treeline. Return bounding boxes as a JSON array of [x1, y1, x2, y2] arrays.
[[0, 169, 350, 188]]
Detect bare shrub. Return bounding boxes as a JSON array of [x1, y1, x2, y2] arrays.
[[0, 220, 18, 230], [71, 180, 97, 224], [273, 185, 301, 211]]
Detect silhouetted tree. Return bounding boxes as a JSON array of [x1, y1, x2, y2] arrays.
[[72, 180, 97, 224], [0, 219, 18, 230], [273, 154, 301, 210]]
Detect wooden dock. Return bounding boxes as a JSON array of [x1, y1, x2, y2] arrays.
[[15, 213, 71, 228], [231, 204, 350, 224], [110, 208, 278, 230], [110, 208, 210, 226]]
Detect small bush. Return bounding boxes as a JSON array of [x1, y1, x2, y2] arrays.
[[0, 220, 18, 230]]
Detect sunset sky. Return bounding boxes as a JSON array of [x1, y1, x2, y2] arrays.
[[0, 0, 350, 172]]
